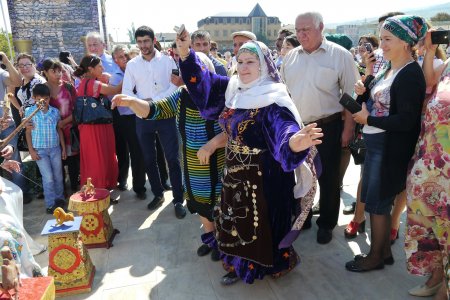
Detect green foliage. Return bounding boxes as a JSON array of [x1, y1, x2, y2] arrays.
[[127, 23, 136, 44], [430, 12, 450, 22], [0, 30, 15, 58]]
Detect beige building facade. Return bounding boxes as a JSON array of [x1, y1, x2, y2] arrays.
[[197, 3, 281, 52]]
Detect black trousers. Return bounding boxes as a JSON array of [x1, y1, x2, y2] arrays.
[[307, 118, 343, 230], [112, 111, 147, 194], [63, 154, 80, 190]]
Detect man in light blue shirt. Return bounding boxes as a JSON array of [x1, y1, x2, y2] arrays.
[[86, 32, 119, 76]]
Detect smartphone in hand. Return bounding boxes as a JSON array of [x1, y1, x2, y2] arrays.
[[431, 30, 449, 45], [171, 69, 180, 76], [173, 24, 185, 35], [364, 43, 373, 53], [340, 93, 362, 114]]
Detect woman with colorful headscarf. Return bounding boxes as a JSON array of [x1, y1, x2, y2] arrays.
[[405, 30, 450, 299], [175, 30, 322, 285], [346, 15, 427, 272]]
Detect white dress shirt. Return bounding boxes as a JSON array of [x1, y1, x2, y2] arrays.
[[122, 50, 177, 102], [281, 39, 359, 123]]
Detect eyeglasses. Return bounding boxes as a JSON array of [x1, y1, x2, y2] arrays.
[[18, 63, 33, 69], [210, 48, 217, 51]]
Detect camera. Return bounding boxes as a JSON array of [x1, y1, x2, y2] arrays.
[[171, 69, 180, 76]]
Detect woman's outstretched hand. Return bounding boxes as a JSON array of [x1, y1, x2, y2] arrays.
[[111, 94, 135, 109], [289, 123, 323, 152], [175, 28, 191, 60]]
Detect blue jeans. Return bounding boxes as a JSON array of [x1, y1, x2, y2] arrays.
[[35, 146, 64, 208], [136, 117, 183, 204]]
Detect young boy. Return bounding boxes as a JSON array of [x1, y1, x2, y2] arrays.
[[25, 84, 66, 214]]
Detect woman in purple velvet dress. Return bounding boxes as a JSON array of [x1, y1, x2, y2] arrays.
[[176, 31, 322, 285]]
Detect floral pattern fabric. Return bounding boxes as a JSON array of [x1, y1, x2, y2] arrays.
[[406, 62, 450, 297], [406, 63, 450, 219]]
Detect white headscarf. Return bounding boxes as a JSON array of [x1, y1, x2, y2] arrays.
[[224, 41, 303, 126]]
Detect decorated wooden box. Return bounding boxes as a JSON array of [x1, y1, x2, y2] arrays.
[[41, 217, 95, 297], [68, 187, 119, 248], [0, 276, 56, 300]]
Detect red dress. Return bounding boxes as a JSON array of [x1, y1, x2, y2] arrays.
[[76, 78, 118, 189]]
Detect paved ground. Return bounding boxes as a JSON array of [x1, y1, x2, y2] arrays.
[[23, 161, 430, 300]]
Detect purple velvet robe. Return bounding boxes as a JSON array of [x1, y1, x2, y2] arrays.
[[180, 49, 308, 283]]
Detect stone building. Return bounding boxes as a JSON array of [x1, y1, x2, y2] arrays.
[[197, 3, 281, 51], [7, 0, 108, 62]]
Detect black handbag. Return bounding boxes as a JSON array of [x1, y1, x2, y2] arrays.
[[17, 127, 28, 151], [349, 124, 366, 165], [73, 79, 113, 125]]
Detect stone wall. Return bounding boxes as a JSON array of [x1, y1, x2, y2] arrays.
[[7, 0, 107, 63]]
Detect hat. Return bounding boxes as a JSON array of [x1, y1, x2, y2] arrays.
[[383, 15, 427, 46], [325, 34, 353, 50], [231, 31, 257, 41], [237, 42, 259, 59]]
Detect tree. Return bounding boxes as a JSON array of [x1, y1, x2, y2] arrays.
[[430, 12, 450, 22], [127, 23, 136, 44], [0, 30, 14, 58]]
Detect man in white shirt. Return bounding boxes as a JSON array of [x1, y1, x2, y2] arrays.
[[281, 12, 359, 244], [109, 45, 146, 200], [122, 26, 186, 218]]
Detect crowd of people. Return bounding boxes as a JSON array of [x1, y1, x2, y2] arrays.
[[0, 9, 448, 299]]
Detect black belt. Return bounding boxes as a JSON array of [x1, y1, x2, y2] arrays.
[[306, 112, 341, 127]]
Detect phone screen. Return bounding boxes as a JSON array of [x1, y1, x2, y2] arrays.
[[431, 30, 449, 45]]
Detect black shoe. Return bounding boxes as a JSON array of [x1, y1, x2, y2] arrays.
[[317, 228, 332, 244], [55, 199, 66, 208], [343, 202, 356, 215], [354, 253, 394, 265], [220, 271, 239, 285], [312, 203, 320, 215], [46, 205, 57, 214], [136, 192, 147, 200], [174, 203, 186, 219], [110, 198, 119, 205], [162, 182, 172, 191], [197, 244, 212, 256], [211, 248, 220, 261], [147, 195, 165, 210], [37, 192, 44, 199], [345, 259, 384, 272], [117, 183, 128, 191], [23, 194, 33, 204]]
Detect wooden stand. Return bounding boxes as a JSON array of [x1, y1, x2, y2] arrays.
[[41, 217, 95, 297], [68, 189, 119, 248]]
